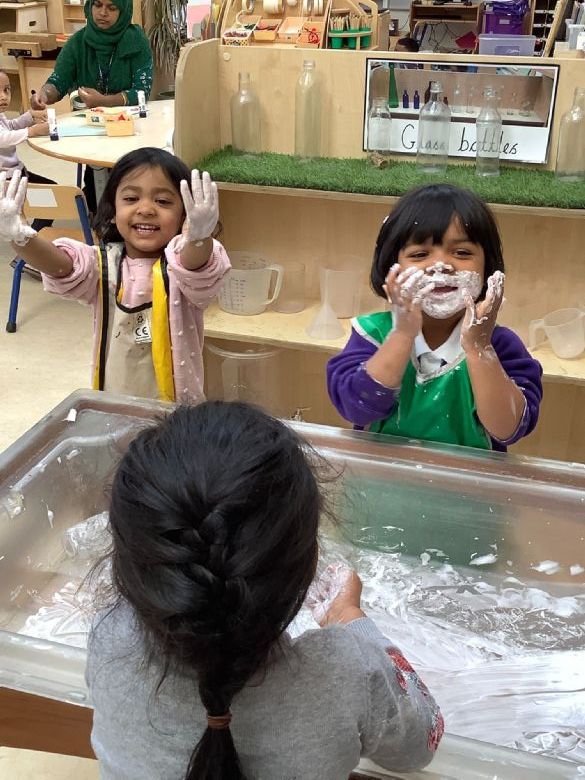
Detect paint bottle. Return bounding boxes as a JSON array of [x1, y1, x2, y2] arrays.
[[47, 108, 58, 141], [402, 89, 409, 108], [413, 90, 420, 110], [137, 90, 147, 118]]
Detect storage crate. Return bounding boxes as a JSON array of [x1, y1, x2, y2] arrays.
[[478, 33, 536, 54]]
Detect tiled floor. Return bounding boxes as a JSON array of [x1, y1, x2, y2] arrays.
[[0, 145, 98, 777]]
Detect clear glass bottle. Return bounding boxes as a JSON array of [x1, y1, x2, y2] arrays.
[[556, 87, 585, 181], [295, 60, 321, 158], [452, 84, 464, 114], [230, 72, 261, 154], [417, 81, 451, 174], [466, 86, 476, 115], [367, 97, 392, 155], [476, 87, 502, 177]]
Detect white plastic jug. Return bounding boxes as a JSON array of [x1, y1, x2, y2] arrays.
[[218, 252, 283, 315], [528, 308, 585, 359]]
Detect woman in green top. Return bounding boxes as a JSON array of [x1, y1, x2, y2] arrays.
[[32, 0, 152, 110]]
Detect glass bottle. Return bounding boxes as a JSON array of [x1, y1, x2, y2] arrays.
[[413, 90, 420, 110], [452, 84, 464, 114], [388, 63, 399, 109], [556, 87, 585, 181], [230, 72, 261, 154], [466, 86, 476, 115], [295, 60, 321, 158], [476, 87, 502, 177], [417, 81, 451, 174], [367, 97, 392, 155]]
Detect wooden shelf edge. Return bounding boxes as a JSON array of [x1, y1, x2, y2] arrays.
[[204, 304, 585, 384], [216, 181, 585, 219]]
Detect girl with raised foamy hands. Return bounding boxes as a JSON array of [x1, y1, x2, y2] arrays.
[[87, 401, 443, 779], [328, 184, 543, 450], [0, 148, 230, 402]]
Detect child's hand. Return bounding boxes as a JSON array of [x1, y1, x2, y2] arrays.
[[180, 170, 219, 244], [307, 563, 365, 626], [384, 264, 435, 339], [461, 271, 505, 353], [28, 122, 49, 138], [30, 109, 47, 123], [0, 170, 37, 246]]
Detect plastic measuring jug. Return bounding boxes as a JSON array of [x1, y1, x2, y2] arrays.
[[218, 252, 284, 315], [528, 308, 585, 359]]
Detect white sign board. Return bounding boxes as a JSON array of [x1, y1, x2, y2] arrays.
[[363, 60, 560, 165]]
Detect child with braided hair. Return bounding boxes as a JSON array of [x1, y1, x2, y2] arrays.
[[87, 402, 443, 779]]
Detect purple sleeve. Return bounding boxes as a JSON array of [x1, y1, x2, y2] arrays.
[[489, 326, 543, 448], [326, 328, 398, 427]]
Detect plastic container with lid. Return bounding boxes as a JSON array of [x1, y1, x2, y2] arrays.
[[478, 33, 536, 55]]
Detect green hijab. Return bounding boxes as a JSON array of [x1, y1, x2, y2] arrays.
[[83, 0, 144, 58]]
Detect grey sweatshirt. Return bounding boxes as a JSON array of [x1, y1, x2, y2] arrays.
[[0, 111, 34, 175], [87, 602, 443, 779]]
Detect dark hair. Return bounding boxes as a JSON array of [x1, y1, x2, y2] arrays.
[[396, 37, 420, 52], [371, 183, 505, 299], [108, 402, 322, 780], [93, 147, 191, 243]]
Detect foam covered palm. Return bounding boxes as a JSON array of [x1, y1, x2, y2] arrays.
[[0, 170, 37, 246], [180, 169, 219, 243]]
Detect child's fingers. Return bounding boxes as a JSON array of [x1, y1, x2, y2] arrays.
[[412, 281, 435, 304], [6, 169, 21, 201], [209, 181, 218, 213], [15, 175, 28, 213], [0, 171, 7, 199], [179, 179, 194, 211], [191, 169, 203, 207], [201, 171, 212, 204]]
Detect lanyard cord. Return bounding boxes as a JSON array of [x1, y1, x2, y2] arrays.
[[97, 47, 117, 94]]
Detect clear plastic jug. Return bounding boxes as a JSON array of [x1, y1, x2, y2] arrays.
[[204, 339, 285, 416], [528, 308, 585, 359]]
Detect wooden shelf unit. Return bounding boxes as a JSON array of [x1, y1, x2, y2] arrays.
[[176, 41, 585, 462]]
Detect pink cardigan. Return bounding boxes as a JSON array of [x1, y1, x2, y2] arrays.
[[42, 236, 231, 402], [0, 111, 34, 175]]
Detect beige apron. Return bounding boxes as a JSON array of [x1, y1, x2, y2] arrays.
[[92, 243, 176, 401]]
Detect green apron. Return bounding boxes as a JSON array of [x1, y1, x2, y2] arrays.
[[353, 312, 491, 450]]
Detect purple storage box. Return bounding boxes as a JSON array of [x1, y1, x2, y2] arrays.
[[483, 10, 525, 35]]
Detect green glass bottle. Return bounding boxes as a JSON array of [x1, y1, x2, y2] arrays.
[[388, 63, 399, 109]]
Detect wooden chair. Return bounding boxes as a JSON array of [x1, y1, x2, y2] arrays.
[[6, 183, 94, 333]]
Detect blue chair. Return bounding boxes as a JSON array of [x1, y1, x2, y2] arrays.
[[6, 183, 93, 333]]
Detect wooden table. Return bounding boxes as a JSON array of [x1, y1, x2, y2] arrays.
[[26, 100, 174, 167]]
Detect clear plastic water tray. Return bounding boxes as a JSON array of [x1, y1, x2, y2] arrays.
[[0, 391, 583, 779]]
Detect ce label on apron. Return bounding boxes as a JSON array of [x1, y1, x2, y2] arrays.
[[134, 310, 153, 344]]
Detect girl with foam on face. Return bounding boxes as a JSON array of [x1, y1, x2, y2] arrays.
[[0, 147, 230, 403], [327, 184, 543, 450]]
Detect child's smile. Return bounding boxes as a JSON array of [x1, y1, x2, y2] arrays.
[[114, 165, 184, 258]]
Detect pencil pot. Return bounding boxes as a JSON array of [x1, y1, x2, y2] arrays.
[[347, 28, 359, 48]]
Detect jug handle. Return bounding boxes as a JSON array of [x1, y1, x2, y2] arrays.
[[264, 264, 284, 306], [528, 318, 545, 350]]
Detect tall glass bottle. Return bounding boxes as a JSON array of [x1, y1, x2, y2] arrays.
[[417, 81, 451, 174], [556, 86, 585, 181], [367, 97, 392, 155], [295, 60, 321, 158], [388, 63, 399, 109], [476, 87, 502, 177], [230, 72, 261, 154]]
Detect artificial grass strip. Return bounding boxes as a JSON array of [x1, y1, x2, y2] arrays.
[[197, 147, 585, 211]]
